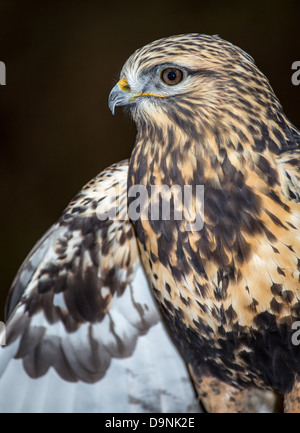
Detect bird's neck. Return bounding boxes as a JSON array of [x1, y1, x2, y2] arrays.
[[128, 120, 248, 192], [128, 105, 300, 191]]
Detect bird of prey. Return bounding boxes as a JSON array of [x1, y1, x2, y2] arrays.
[[108, 33, 300, 412], [0, 33, 298, 413]]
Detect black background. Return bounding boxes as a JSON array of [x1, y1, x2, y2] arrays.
[[0, 0, 299, 321]]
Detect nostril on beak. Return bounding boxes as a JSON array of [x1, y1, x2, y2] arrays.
[[118, 77, 131, 92]]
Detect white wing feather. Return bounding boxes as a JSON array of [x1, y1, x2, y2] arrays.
[[0, 160, 201, 413]]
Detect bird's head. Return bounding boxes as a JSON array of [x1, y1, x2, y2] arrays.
[[109, 33, 297, 159], [109, 35, 274, 121]]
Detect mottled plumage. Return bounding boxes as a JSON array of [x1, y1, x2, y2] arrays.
[[0, 161, 200, 412], [109, 33, 300, 412], [1, 33, 299, 413]]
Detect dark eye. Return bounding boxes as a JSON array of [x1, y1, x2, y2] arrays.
[[160, 68, 184, 86]]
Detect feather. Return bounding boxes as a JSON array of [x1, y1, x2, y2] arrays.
[[0, 160, 200, 413]]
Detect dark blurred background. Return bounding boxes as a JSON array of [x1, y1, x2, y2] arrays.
[[0, 0, 299, 321]]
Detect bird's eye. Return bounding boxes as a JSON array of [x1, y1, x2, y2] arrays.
[[160, 68, 184, 86]]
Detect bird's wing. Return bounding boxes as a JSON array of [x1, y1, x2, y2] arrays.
[[0, 159, 200, 413]]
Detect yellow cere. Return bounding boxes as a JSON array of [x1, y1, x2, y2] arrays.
[[118, 77, 131, 92], [118, 77, 166, 100]]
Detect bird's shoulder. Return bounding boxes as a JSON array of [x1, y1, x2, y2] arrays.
[[3, 159, 159, 380], [0, 159, 200, 412]]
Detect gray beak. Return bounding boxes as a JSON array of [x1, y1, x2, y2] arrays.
[[108, 81, 131, 115]]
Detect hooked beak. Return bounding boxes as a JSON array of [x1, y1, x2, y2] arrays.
[[108, 77, 166, 115], [108, 78, 132, 115]]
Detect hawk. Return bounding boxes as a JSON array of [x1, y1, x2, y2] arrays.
[[109, 33, 300, 412], [0, 33, 298, 413]]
